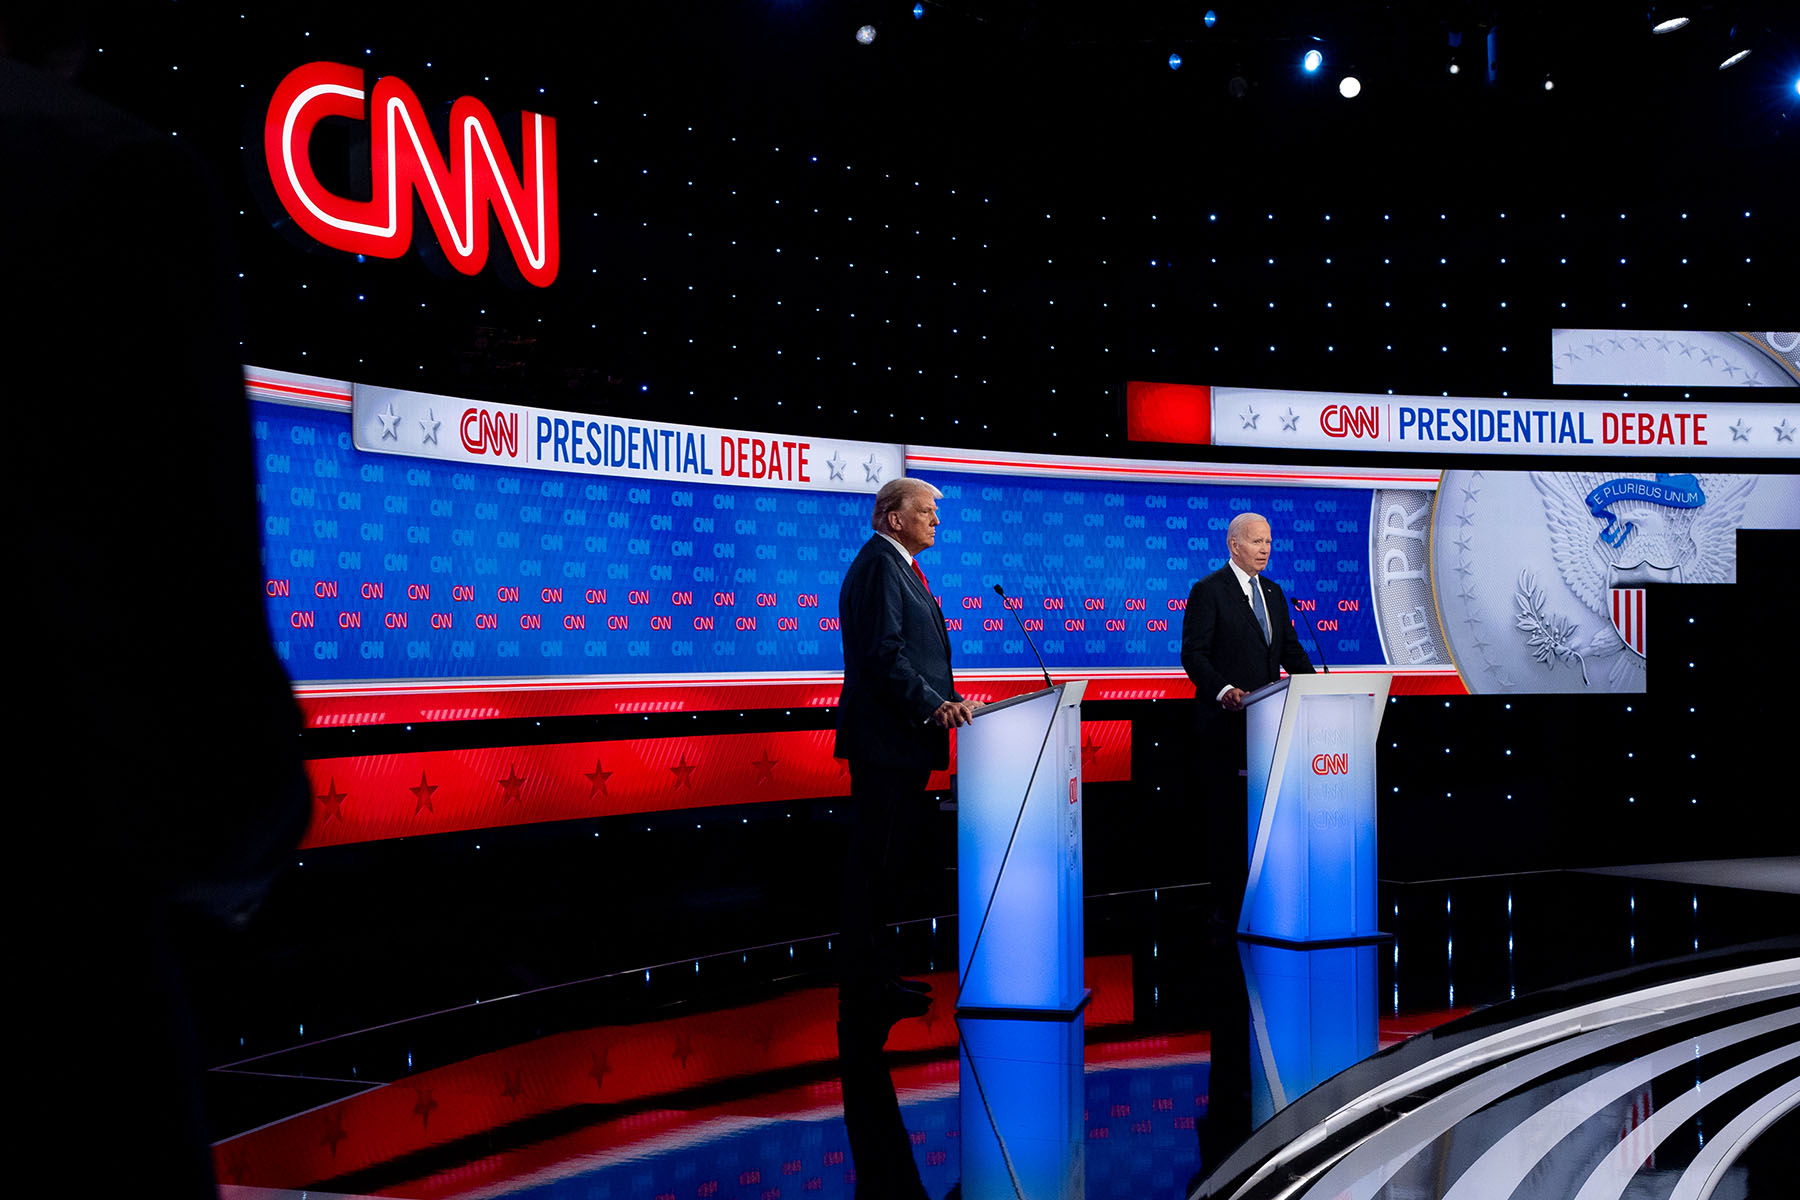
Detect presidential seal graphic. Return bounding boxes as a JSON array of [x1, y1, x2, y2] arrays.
[[1413, 470, 1800, 694]]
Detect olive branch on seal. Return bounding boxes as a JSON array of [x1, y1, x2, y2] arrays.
[[1513, 569, 1589, 686]]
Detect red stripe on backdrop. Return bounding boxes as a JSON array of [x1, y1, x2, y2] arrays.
[[292, 669, 1463, 727], [300, 720, 1135, 848], [244, 376, 353, 404], [213, 957, 1135, 1190]]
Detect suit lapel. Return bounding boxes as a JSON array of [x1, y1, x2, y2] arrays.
[[885, 539, 950, 653], [1219, 569, 1260, 640]]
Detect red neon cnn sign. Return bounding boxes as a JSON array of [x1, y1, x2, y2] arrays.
[[264, 62, 559, 286]]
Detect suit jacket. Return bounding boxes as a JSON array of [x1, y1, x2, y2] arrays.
[[1180, 565, 1316, 729], [834, 535, 962, 769]]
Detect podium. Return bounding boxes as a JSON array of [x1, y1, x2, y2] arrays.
[[955, 681, 1088, 1016], [1238, 673, 1392, 945], [1240, 941, 1379, 1126]]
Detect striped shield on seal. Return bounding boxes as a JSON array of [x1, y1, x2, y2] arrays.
[[1610, 587, 1647, 658]]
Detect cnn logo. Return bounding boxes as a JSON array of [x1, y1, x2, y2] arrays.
[[264, 62, 560, 286], [1321, 404, 1379, 438], [1311, 753, 1349, 775], [461, 408, 520, 457]]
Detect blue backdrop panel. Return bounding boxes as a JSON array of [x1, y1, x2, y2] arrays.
[[254, 401, 1384, 683]]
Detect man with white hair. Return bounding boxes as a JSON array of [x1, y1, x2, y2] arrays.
[[835, 477, 978, 1019], [1181, 511, 1316, 924]]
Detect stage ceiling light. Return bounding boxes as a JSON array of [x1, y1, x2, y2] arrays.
[[1652, 17, 1690, 34], [913, 3, 924, 17], [856, 24, 877, 45], [1718, 49, 1751, 69], [1169, 52, 1183, 70], [1204, 10, 1218, 29], [1339, 75, 1361, 98], [1303, 48, 1323, 73]]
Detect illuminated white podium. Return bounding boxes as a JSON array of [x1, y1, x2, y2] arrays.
[[955, 682, 1088, 1016], [1238, 673, 1392, 945]]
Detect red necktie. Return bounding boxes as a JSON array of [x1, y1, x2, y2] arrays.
[[912, 559, 931, 594]]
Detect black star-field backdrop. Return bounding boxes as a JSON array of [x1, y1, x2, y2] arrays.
[[37, 2, 1798, 1047]]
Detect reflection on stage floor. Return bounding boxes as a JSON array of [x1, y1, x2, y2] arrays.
[[210, 864, 1800, 1199]]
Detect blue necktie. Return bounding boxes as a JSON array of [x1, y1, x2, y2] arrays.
[[1250, 576, 1270, 643]]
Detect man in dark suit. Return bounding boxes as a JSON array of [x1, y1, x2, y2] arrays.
[[836, 478, 978, 1018], [1181, 512, 1316, 924]]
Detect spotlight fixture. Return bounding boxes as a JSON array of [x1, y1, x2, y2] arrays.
[[1652, 16, 1690, 34], [1543, 76, 1555, 90], [1339, 75, 1362, 98], [1169, 52, 1183, 70], [1718, 49, 1752, 69], [1303, 48, 1323, 73], [1204, 9, 1217, 28], [855, 24, 876, 45], [913, 2, 924, 17]]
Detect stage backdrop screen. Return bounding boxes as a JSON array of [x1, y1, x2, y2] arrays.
[[252, 371, 1799, 709]]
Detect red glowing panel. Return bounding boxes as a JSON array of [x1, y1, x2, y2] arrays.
[[1126, 380, 1212, 444], [299, 720, 1134, 848]]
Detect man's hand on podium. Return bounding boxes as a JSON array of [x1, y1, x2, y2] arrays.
[[1220, 687, 1248, 712], [934, 699, 982, 728]]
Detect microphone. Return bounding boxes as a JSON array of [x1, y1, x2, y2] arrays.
[[1289, 596, 1331, 674], [993, 582, 1054, 691]]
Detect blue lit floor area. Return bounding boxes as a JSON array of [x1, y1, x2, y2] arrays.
[[208, 864, 1800, 1199]]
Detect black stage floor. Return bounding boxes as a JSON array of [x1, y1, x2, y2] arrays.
[[207, 864, 1800, 1199]]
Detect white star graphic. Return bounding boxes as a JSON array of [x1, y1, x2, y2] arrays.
[[862, 454, 884, 484], [1729, 418, 1752, 442], [1239, 406, 1260, 431], [825, 452, 848, 481], [1279, 408, 1300, 431], [420, 409, 442, 445], [1652, 336, 1673, 353], [376, 403, 402, 440], [1775, 419, 1796, 443], [1560, 345, 1581, 365]]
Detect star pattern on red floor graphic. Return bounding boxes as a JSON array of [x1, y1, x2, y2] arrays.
[[669, 754, 697, 790], [498, 764, 525, 803], [411, 1085, 439, 1129], [410, 771, 437, 815], [1081, 734, 1101, 772], [587, 1046, 612, 1093], [315, 777, 348, 823], [585, 758, 612, 797], [751, 747, 778, 783], [319, 1106, 348, 1157]]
